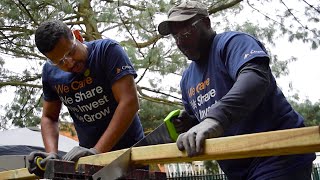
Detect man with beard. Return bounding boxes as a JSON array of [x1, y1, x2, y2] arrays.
[[28, 20, 144, 172], [158, 1, 315, 179]]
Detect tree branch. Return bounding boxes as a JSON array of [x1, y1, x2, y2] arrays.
[[138, 94, 182, 107], [138, 86, 181, 101], [16, 0, 38, 25], [137, 85, 182, 106], [302, 0, 320, 14], [246, 0, 285, 28], [0, 46, 44, 59], [102, 0, 146, 11], [280, 0, 309, 30], [0, 81, 41, 88], [120, 34, 162, 48], [208, 0, 243, 14]]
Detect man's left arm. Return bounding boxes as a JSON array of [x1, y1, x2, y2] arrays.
[[94, 74, 139, 153], [177, 58, 271, 156]]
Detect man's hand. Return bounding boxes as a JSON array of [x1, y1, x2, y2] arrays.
[[171, 110, 198, 134], [62, 146, 98, 162], [176, 118, 223, 157], [27, 151, 59, 176]]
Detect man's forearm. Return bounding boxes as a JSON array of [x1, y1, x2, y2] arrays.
[[41, 117, 59, 153]]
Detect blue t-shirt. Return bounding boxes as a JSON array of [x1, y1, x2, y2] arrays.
[[180, 31, 315, 179], [42, 38, 144, 150]]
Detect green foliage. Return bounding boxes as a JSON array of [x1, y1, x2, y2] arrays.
[[1, 86, 42, 129], [289, 99, 320, 126], [235, 21, 277, 46], [0, 0, 319, 130], [139, 99, 180, 132], [270, 55, 297, 78]]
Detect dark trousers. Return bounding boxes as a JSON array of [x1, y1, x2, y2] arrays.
[[256, 162, 312, 180]]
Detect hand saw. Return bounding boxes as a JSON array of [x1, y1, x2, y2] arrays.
[[92, 109, 181, 180]]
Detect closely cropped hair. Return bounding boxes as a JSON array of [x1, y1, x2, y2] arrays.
[[35, 20, 73, 54]]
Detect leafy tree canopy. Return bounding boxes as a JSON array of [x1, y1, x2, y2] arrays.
[[0, 0, 319, 130]]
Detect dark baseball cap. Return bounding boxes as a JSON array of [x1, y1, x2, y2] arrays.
[[158, 1, 208, 36]]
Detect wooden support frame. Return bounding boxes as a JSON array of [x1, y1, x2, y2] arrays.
[[1, 126, 320, 180]]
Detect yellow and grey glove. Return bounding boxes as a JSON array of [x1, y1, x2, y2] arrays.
[[27, 151, 59, 177], [62, 146, 98, 162], [176, 118, 223, 157]]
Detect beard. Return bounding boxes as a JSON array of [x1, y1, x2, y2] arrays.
[[179, 43, 201, 61]]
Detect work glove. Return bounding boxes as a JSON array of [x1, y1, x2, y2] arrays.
[[27, 151, 59, 177], [62, 146, 98, 162], [176, 118, 223, 157], [171, 110, 199, 134]]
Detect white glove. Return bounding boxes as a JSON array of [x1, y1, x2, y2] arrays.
[[62, 146, 98, 162], [176, 118, 223, 157]]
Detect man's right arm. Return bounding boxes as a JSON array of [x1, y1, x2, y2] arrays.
[[41, 100, 62, 153]]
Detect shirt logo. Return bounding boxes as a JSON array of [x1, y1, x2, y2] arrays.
[[188, 78, 210, 98], [244, 49, 265, 59], [84, 69, 90, 77]]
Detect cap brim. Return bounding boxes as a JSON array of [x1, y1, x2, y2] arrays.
[[158, 13, 197, 36]]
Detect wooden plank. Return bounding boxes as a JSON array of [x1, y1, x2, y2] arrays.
[[78, 126, 320, 166], [133, 126, 320, 165], [2, 126, 320, 179], [78, 148, 128, 166], [0, 168, 37, 180]]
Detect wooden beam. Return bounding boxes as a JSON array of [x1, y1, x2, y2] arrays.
[[78, 148, 129, 166], [1, 126, 320, 179], [79, 126, 320, 165], [0, 168, 37, 180], [133, 126, 320, 165]]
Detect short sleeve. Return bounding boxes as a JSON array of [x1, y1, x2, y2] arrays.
[[223, 34, 269, 80], [101, 43, 137, 84], [42, 63, 59, 101]]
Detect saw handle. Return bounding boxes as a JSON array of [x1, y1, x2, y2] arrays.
[[35, 156, 46, 171], [27, 156, 46, 177], [164, 109, 181, 141]]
